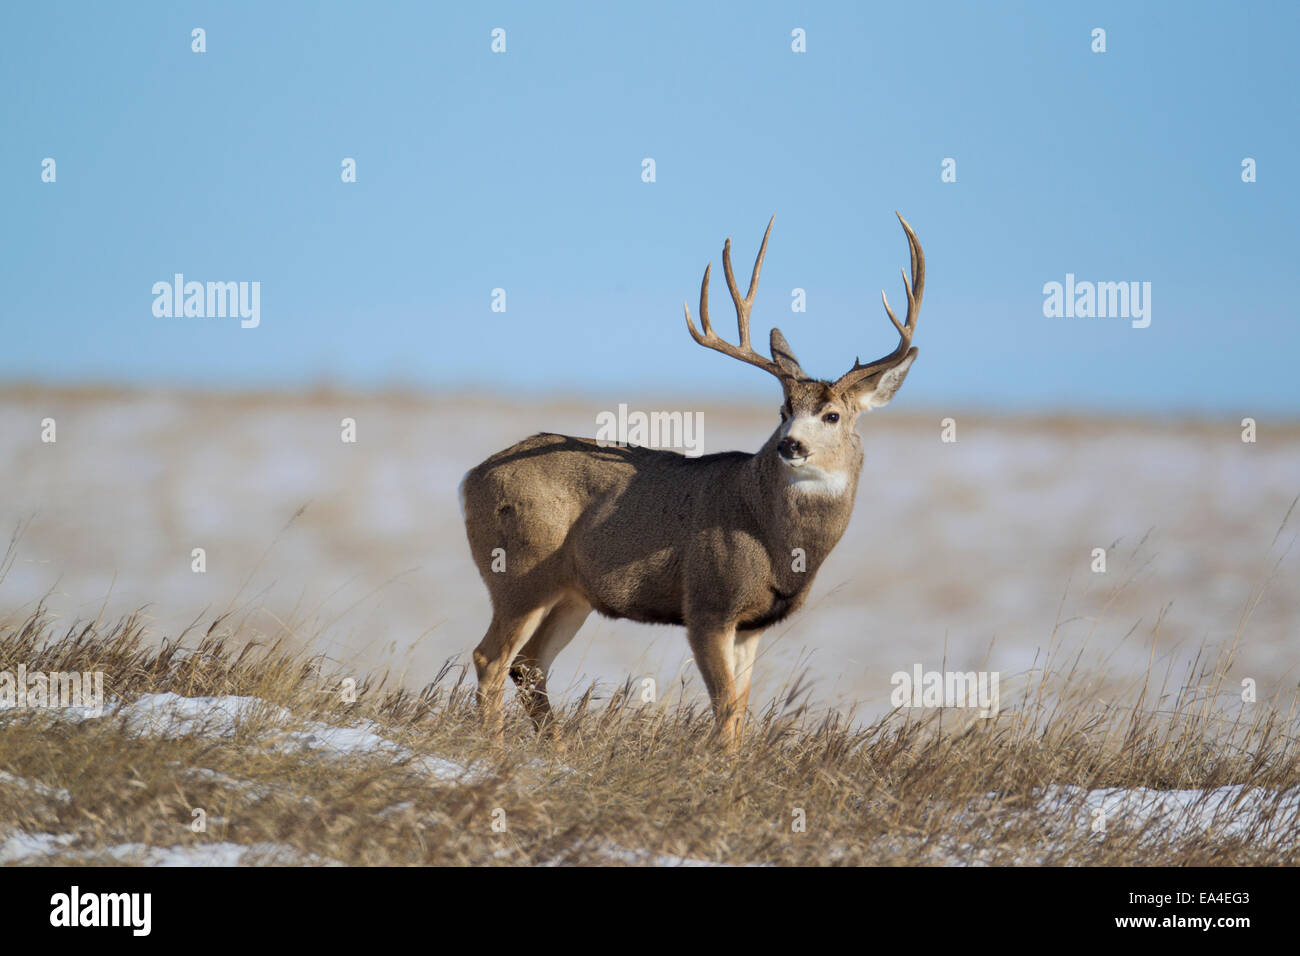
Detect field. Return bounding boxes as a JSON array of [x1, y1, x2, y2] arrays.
[[1, 386, 1297, 864]]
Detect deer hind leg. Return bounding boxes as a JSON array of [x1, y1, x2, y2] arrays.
[[473, 604, 551, 741], [509, 593, 591, 735], [687, 622, 742, 749]]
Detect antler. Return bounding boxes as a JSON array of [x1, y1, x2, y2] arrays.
[[832, 212, 925, 393], [684, 216, 788, 380]]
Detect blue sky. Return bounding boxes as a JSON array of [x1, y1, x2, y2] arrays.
[[2, 1, 1296, 413]]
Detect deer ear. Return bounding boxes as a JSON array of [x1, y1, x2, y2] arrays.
[[769, 328, 805, 379], [852, 348, 917, 410]]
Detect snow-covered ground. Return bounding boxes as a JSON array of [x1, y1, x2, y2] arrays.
[[0, 691, 446, 866], [0, 833, 336, 867], [1, 388, 1296, 716], [1034, 783, 1300, 846], [0, 690, 475, 781], [0, 691, 703, 865]]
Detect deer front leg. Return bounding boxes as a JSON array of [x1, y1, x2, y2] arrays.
[[687, 622, 742, 749], [731, 630, 762, 726]]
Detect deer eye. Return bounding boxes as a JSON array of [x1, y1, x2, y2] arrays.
[[822, 412, 840, 424]]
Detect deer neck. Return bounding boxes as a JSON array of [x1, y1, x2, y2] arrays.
[[741, 443, 862, 575]]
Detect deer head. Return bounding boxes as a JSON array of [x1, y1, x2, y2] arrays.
[[684, 213, 925, 493]]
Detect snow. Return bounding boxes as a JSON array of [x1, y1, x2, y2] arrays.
[[589, 844, 735, 867], [0, 770, 70, 803], [116, 692, 475, 781], [0, 831, 77, 864], [97, 841, 339, 867], [5, 688, 479, 793], [0, 833, 339, 866], [119, 693, 294, 738], [275, 718, 400, 756], [412, 754, 474, 781], [1034, 783, 1300, 844]]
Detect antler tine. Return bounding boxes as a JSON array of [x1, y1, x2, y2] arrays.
[[721, 216, 774, 349], [833, 212, 925, 392], [698, 263, 715, 337], [684, 217, 786, 381], [881, 282, 907, 338]]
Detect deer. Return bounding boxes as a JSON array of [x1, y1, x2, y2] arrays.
[[460, 213, 924, 747]]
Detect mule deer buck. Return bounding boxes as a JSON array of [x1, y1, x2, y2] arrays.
[[461, 213, 924, 746]]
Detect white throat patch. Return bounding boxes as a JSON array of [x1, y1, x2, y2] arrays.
[[786, 465, 850, 497]]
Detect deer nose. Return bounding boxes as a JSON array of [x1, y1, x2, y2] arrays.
[[778, 436, 808, 461]]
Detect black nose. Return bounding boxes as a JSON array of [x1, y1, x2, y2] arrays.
[[778, 437, 807, 460]]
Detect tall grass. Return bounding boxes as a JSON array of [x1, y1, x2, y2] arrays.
[[1, 598, 1296, 866]]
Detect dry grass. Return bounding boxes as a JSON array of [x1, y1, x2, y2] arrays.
[[1, 597, 1297, 867]]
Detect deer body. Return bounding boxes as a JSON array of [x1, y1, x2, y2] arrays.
[[462, 215, 924, 745], [463, 431, 859, 626]]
